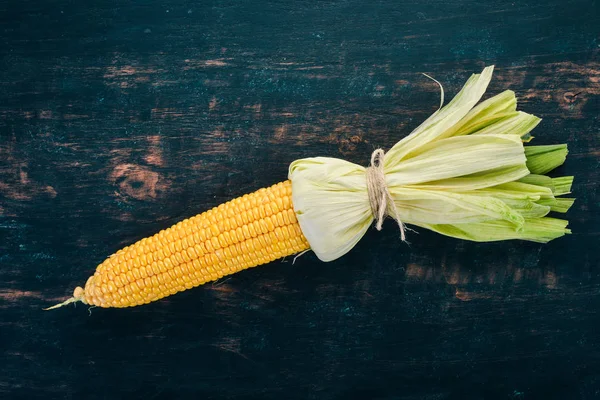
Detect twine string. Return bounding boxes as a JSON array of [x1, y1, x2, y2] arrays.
[[366, 149, 406, 241]]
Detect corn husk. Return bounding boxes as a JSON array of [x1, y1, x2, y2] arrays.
[[289, 66, 573, 262]]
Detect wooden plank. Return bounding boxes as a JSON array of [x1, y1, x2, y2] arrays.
[[1, 0, 598, 398]]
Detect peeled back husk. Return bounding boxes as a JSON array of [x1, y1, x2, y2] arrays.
[[289, 66, 573, 262]]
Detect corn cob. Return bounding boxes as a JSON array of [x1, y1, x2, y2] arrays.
[[48, 180, 309, 309], [47, 66, 574, 311]]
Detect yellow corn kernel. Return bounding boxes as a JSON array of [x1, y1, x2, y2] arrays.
[[53, 181, 310, 309]]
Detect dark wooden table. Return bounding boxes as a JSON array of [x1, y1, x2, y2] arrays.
[[1, 1, 598, 399]]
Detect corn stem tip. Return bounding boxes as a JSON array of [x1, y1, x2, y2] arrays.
[[43, 297, 79, 311], [43, 286, 85, 311]]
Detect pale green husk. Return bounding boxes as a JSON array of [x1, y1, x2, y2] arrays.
[[289, 66, 573, 262]]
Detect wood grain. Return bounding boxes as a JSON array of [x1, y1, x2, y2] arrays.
[[1, 0, 599, 399]]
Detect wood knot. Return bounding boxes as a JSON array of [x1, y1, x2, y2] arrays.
[[110, 163, 168, 201], [563, 91, 581, 103]]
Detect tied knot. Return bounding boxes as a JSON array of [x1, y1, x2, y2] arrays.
[[366, 149, 406, 241]]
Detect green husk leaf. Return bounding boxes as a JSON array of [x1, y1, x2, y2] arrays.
[[537, 198, 575, 213], [406, 165, 529, 192], [390, 188, 525, 227], [442, 90, 517, 137], [289, 157, 372, 262], [289, 66, 573, 262], [524, 144, 568, 174], [519, 174, 554, 189], [468, 181, 554, 200], [385, 134, 526, 185], [500, 199, 551, 218], [420, 217, 570, 243], [518, 174, 574, 196], [471, 111, 541, 140], [552, 176, 574, 196], [385, 66, 495, 163]]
